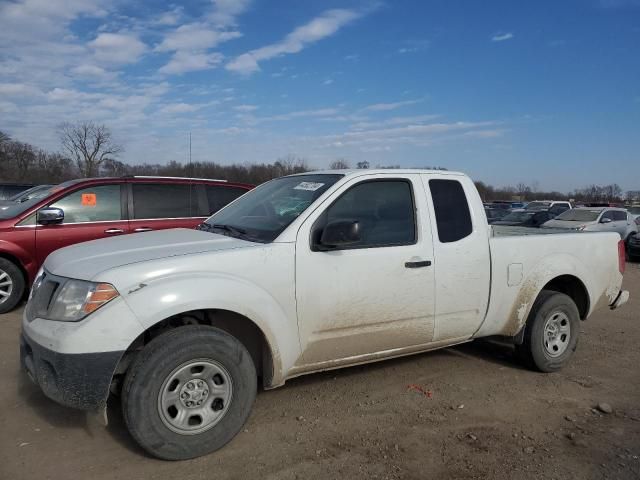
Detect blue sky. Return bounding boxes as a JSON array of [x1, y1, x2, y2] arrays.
[[0, 0, 638, 191]]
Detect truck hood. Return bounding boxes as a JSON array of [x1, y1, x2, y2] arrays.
[[44, 228, 257, 280], [543, 219, 594, 229]]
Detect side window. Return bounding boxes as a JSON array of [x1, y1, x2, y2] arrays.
[[48, 185, 122, 223], [429, 179, 473, 243], [612, 211, 627, 221], [206, 186, 247, 215], [132, 184, 198, 219], [602, 211, 615, 221], [323, 180, 416, 248]]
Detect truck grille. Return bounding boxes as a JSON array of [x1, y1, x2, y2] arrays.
[[25, 271, 64, 321]]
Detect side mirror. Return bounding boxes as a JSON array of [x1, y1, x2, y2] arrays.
[[600, 217, 612, 224], [318, 220, 361, 249], [37, 207, 64, 225]]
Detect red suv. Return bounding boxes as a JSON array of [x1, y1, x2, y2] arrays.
[[0, 176, 252, 313]]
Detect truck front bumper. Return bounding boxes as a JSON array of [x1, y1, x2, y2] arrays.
[[609, 290, 630, 310], [20, 330, 123, 411]]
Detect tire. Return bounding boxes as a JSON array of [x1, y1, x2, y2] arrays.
[[121, 325, 257, 460], [0, 258, 25, 314], [515, 290, 580, 372]]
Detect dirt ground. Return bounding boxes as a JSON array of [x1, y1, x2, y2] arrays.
[[1, 264, 639, 480]]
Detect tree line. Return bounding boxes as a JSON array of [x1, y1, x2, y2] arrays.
[[0, 123, 636, 203]]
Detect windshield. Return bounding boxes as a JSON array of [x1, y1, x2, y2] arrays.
[[501, 211, 535, 222], [525, 201, 552, 210], [628, 207, 640, 215], [203, 174, 343, 242], [0, 180, 78, 219], [8, 184, 54, 202], [555, 209, 601, 222]]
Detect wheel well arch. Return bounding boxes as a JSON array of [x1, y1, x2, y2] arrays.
[[114, 309, 275, 391], [541, 275, 590, 320], [0, 252, 28, 293]]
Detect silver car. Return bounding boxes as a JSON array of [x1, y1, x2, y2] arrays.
[[542, 207, 637, 240]]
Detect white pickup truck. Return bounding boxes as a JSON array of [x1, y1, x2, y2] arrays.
[[20, 169, 629, 460]]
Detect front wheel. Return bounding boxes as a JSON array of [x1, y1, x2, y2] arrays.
[[515, 290, 580, 372], [121, 325, 257, 460], [0, 258, 25, 314]]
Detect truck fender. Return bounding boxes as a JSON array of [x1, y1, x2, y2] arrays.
[[120, 272, 299, 387], [502, 253, 596, 337]]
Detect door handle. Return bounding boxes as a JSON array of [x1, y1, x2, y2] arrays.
[[134, 227, 153, 232], [104, 228, 124, 234], [405, 260, 432, 268]]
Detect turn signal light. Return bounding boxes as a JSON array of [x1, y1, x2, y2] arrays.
[[83, 283, 119, 314]]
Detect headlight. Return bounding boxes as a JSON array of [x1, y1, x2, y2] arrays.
[[47, 280, 119, 322]]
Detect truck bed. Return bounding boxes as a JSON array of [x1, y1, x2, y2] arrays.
[[491, 225, 580, 237]]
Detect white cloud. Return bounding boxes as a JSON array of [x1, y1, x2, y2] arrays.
[[491, 32, 514, 42], [156, 23, 241, 52], [226, 8, 365, 74], [71, 64, 109, 77], [159, 51, 224, 75], [160, 103, 201, 114], [89, 33, 147, 64], [233, 104, 259, 112], [350, 115, 441, 131], [0, 83, 43, 97], [323, 78, 334, 85], [157, 0, 249, 76], [362, 99, 423, 112]]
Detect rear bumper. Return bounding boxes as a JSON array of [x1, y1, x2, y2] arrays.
[[20, 330, 123, 411], [609, 290, 630, 310]]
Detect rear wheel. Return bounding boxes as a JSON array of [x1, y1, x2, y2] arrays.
[[516, 290, 580, 372], [121, 325, 257, 460], [0, 258, 25, 314]]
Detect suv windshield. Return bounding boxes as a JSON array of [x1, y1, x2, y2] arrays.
[[202, 174, 343, 242], [555, 209, 601, 222]]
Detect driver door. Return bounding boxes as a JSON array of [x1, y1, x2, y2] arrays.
[[294, 174, 436, 366]]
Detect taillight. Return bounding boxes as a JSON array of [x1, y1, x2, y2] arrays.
[[618, 239, 625, 274]]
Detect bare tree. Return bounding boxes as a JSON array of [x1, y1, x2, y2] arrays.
[[330, 159, 350, 169], [356, 160, 370, 169], [0, 130, 10, 146], [58, 122, 123, 177]]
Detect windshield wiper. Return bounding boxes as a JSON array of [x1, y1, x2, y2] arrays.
[[211, 223, 248, 236]]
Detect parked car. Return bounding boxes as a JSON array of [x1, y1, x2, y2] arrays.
[[484, 206, 509, 223], [542, 207, 637, 242], [525, 200, 572, 217], [0, 184, 54, 209], [0, 176, 252, 313], [490, 200, 526, 209], [492, 209, 552, 227], [627, 205, 640, 219], [0, 183, 35, 200], [628, 229, 640, 261], [20, 169, 628, 460]]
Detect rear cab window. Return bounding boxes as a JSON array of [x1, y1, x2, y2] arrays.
[[428, 179, 473, 243]]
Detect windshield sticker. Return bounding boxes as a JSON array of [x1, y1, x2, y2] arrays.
[[81, 193, 97, 206], [293, 182, 324, 191]]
